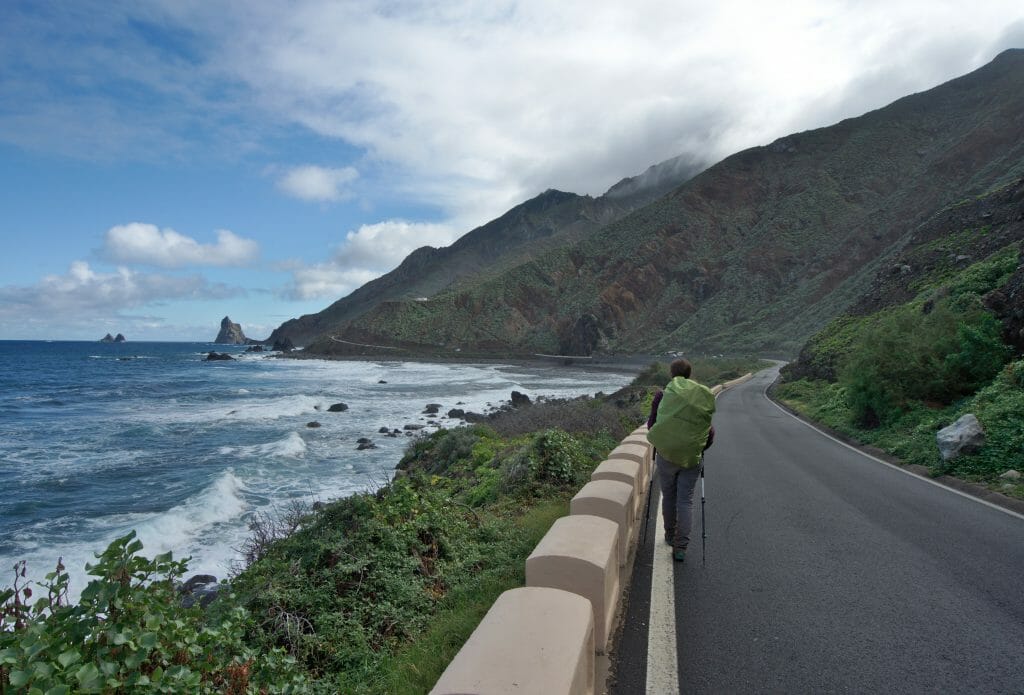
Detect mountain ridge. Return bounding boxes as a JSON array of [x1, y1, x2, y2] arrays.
[[267, 160, 706, 347], [288, 49, 1024, 358]]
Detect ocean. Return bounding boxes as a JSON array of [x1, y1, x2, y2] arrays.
[[0, 341, 636, 596]]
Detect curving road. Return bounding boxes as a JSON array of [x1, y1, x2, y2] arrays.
[[612, 366, 1024, 694]]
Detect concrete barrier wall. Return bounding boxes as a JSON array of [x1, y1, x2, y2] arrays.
[[430, 586, 595, 695], [430, 373, 752, 693], [526, 514, 620, 654], [591, 459, 643, 520], [570, 480, 635, 567]]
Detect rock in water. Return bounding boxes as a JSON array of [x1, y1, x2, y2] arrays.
[[179, 574, 222, 609], [272, 337, 295, 352], [114, 333, 126, 343], [511, 391, 532, 407], [215, 316, 249, 344], [205, 351, 235, 361], [327, 402, 349, 412], [936, 414, 985, 460], [99, 333, 115, 343]]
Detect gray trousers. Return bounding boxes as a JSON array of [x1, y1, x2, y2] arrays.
[[656, 453, 701, 550]]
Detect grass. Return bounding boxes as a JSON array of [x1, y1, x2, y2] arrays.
[[774, 362, 1024, 499], [368, 500, 566, 695]]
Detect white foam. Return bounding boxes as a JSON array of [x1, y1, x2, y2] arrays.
[[246, 432, 307, 459], [237, 388, 251, 394], [135, 393, 325, 424], [0, 470, 250, 602]]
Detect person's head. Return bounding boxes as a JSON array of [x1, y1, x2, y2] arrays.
[[669, 358, 692, 379]]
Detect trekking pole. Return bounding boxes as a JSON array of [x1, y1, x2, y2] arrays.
[[700, 455, 707, 567]]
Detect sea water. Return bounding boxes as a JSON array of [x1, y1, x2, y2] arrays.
[[0, 341, 634, 596]]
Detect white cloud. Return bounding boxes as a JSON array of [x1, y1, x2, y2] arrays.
[[285, 264, 380, 301], [209, 0, 1024, 214], [284, 220, 457, 299], [104, 224, 259, 267], [5, 1, 1023, 230], [335, 220, 456, 269], [0, 261, 240, 322], [277, 165, 360, 202]]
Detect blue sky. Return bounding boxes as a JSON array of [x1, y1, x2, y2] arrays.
[[2, 1, 1022, 341]]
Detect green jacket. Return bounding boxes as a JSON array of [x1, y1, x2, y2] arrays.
[[646, 377, 715, 468]]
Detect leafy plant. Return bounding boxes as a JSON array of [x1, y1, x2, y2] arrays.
[[0, 531, 306, 694], [840, 296, 1010, 425]]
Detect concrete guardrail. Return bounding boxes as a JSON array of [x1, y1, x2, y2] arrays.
[[430, 586, 595, 695], [430, 372, 753, 694]]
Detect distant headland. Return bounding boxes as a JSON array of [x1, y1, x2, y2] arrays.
[[99, 333, 126, 343]]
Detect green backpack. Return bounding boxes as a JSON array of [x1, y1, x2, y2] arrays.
[[646, 377, 715, 468]]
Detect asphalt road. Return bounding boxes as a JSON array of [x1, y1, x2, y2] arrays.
[[611, 367, 1024, 694]]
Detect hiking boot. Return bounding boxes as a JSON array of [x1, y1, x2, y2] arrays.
[[664, 529, 675, 546], [673, 548, 686, 562]]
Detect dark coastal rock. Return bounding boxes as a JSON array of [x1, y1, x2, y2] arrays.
[[99, 333, 126, 343], [272, 337, 295, 352], [378, 426, 391, 434], [423, 403, 442, 415], [464, 411, 486, 423], [404, 423, 425, 430], [378, 380, 388, 384], [357, 437, 372, 444], [307, 421, 322, 428], [511, 391, 531, 407], [327, 402, 349, 412], [447, 408, 466, 419], [179, 574, 222, 609], [205, 351, 235, 361], [357, 441, 377, 450], [245, 345, 265, 353], [214, 316, 249, 345], [114, 333, 126, 343]]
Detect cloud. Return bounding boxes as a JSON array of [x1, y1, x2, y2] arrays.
[[0, 261, 241, 324], [103, 224, 259, 267], [277, 164, 360, 202], [210, 0, 1024, 209], [283, 220, 457, 299], [5, 1, 1024, 232]]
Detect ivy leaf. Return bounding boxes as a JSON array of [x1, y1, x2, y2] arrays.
[[57, 649, 81, 668], [44, 685, 71, 695], [74, 662, 102, 691], [8, 670, 30, 687]]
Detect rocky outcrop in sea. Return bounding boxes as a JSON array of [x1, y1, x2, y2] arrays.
[[214, 316, 261, 345]]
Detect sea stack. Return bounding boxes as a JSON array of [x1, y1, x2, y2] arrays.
[[214, 316, 248, 344]]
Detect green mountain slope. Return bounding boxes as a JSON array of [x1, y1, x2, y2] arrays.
[[268, 158, 705, 347], [305, 49, 1024, 358]]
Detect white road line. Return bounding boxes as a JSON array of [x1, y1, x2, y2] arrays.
[[645, 484, 679, 695], [761, 377, 1024, 522]]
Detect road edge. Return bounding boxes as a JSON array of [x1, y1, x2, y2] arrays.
[[764, 372, 1024, 521]]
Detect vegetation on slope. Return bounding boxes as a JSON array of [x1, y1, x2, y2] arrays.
[[775, 199, 1024, 500]]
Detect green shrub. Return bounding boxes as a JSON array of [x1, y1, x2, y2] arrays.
[[0, 532, 306, 694], [840, 296, 1010, 425], [530, 430, 590, 484]]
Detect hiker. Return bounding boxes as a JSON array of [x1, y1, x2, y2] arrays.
[[646, 358, 715, 562]]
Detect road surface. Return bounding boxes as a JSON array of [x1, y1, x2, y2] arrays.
[[612, 366, 1024, 694]]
